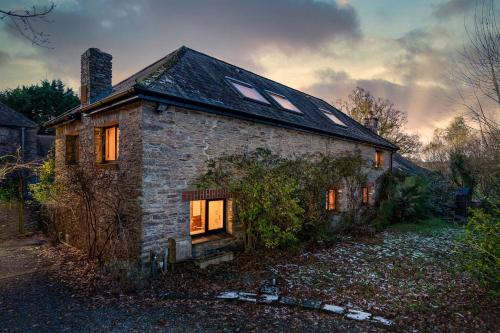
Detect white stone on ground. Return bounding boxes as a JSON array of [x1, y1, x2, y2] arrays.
[[322, 304, 345, 314], [216, 291, 238, 300], [372, 316, 394, 326], [237, 292, 257, 302], [345, 309, 372, 321], [258, 294, 279, 303]]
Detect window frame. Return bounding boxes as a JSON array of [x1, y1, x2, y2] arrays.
[[190, 198, 227, 237], [361, 186, 369, 206], [326, 188, 339, 212], [374, 150, 383, 169], [102, 125, 120, 163], [319, 108, 347, 127], [225, 77, 271, 106], [65, 134, 79, 165], [266, 90, 303, 114]]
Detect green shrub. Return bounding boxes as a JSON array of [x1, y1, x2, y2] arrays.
[[29, 155, 59, 203], [459, 201, 500, 295], [196, 149, 368, 250], [372, 172, 435, 229]]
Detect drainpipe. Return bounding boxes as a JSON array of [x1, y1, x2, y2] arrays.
[[20, 127, 25, 160], [390, 151, 394, 172]]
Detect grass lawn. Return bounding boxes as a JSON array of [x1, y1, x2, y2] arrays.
[[388, 217, 460, 234]]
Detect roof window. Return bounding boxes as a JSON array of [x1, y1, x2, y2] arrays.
[[267, 91, 302, 113], [320, 108, 347, 127], [227, 78, 270, 104]]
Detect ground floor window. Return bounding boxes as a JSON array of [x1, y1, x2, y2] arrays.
[[362, 186, 369, 205], [190, 199, 225, 236], [326, 189, 338, 211]]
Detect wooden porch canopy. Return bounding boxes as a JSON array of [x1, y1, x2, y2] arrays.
[[181, 188, 231, 202]]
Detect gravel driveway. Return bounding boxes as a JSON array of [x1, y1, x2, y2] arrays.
[[0, 235, 375, 333]]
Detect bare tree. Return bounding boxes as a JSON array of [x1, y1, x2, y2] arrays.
[[452, 0, 499, 143], [57, 163, 137, 267], [337, 87, 422, 157], [0, 2, 55, 47], [0, 149, 38, 181]]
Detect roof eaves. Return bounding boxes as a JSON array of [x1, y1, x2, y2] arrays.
[[43, 105, 82, 128]]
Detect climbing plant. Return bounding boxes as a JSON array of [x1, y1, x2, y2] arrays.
[[196, 149, 369, 251]]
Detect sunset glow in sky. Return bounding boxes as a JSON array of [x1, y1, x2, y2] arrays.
[[0, 0, 479, 141]]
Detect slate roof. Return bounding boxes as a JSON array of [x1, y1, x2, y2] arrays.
[[50, 46, 398, 150], [393, 153, 428, 175], [0, 102, 37, 128]]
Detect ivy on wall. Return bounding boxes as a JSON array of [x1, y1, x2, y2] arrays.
[[196, 148, 370, 251]]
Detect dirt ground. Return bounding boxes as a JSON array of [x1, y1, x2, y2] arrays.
[[0, 235, 378, 333], [1, 220, 498, 333]]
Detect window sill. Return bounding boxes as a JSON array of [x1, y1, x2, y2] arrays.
[[95, 161, 119, 169], [192, 232, 233, 245]]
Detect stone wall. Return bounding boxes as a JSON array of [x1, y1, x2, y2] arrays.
[[53, 99, 393, 263], [140, 103, 392, 261], [0, 126, 39, 161], [54, 103, 143, 260]]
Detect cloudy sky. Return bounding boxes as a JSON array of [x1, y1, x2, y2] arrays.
[[0, 0, 479, 141]]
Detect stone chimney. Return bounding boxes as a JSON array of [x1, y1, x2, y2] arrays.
[[80, 48, 112, 104], [363, 111, 379, 134]]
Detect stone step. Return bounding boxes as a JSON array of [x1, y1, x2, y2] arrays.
[[194, 251, 234, 269], [192, 234, 235, 259]]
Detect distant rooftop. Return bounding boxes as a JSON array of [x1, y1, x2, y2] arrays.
[[0, 102, 37, 128]]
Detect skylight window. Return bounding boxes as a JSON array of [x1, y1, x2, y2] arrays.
[[227, 78, 270, 104], [267, 91, 302, 113], [320, 108, 347, 127]]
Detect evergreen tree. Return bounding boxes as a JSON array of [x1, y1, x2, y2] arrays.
[[0, 79, 79, 132]]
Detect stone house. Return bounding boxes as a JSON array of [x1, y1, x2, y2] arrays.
[[46, 47, 397, 264], [0, 102, 53, 238]]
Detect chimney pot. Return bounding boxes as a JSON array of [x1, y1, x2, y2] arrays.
[[80, 48, 112, 104]]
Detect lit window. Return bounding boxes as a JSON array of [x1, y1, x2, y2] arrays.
[[374, 151, 383, 168], [326, 189, 338, 211], [190, 200, 206, 235], [362, 187, 369, 205], [104, 125, 120, 161], [65, 135, 79, 165], [228, 79, 270, 104], [190, 199, 225, 236], [267, 91, 302, 113], [320, 108, 347, 127]]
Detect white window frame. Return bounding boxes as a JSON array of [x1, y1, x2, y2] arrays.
[[320, 108, 347, 127], [266, 91, 303, 114], [226, 77, 270, 105]]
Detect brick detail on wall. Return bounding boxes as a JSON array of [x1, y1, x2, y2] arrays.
[[181, 188, 231, 201]]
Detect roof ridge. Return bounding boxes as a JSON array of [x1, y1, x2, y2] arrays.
[[112, 46, 187, 90]]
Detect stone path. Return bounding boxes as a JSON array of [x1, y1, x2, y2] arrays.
[[217, 290, 394, 327]]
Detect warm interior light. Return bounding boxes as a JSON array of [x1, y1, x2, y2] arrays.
[[104, 126, 119, 161], [326, 189, 337, 211], [208, 200, 224, 230], [362, 187, 369, 205], [190, 200, 206, 235]]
